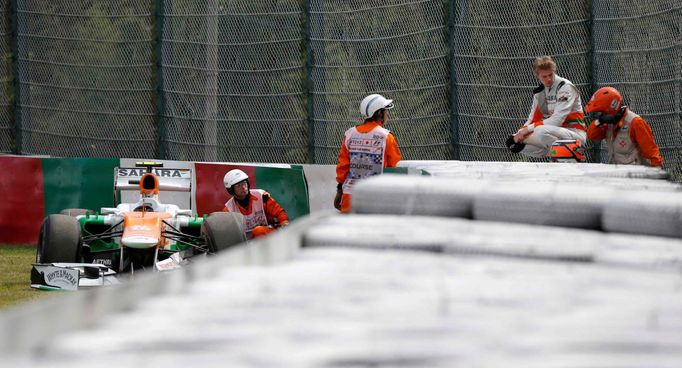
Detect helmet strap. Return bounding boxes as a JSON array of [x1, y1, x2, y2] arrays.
[[366, 109, 385, 123]]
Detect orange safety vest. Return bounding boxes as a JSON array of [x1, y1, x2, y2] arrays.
[[224, 189, 268, 236]]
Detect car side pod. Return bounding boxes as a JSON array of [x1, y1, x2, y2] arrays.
[[31, 263, 120, 291]]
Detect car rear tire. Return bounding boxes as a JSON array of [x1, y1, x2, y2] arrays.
[[60, 208, 93, 217], [202, 212, 247, 253], [36, 214, 82, 263]]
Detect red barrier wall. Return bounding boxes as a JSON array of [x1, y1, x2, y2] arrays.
[[0, 157, 45, 243], [1, 158, 310, 245], [195, 163, 256, 216]]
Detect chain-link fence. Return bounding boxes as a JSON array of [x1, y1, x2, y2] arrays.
[[1, 0, 680, 174], [13, 0, 156, 158], [309, 0, 452, 164], [453, 0, 593, 162], [592, 0, 682, 176], [161, 0, 308, 163]]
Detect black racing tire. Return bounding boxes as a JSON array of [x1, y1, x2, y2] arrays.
[[202, 212, 247, 253], [36, 214, 82, 264], [60, 208, 94, 217]]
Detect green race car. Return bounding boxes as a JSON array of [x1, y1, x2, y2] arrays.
[[32, 162, 246, 290]]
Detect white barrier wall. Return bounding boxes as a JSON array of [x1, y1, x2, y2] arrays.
[[301, 164, 337, 213]]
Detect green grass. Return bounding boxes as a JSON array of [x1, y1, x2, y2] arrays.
[[0, 245, 53, 309]]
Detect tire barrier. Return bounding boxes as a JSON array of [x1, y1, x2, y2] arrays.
[[13, 231, 682, 367], [472, 183, 610, 230], [595, 231, 682, 270], [4, 157, 682, 367], [351, 175, 484, 217], [397, 160, 671, 180], [304, 215, 596, 262], [4, 215, 682, 366], [602, 192, 682, 238], [303, 214, 682, 270], [538, 176, 681, 191], [349, 174, 682, 237]]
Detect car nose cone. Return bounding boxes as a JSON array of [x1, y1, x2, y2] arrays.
[[122, 235, 158, 249]]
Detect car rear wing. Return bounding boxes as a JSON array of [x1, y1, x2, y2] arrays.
[[114, 166, 192, 192]]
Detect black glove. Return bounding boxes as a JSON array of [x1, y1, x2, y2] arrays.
[[334, 183, 343, 211], [334, 190, 342, 210], [505, 135, 526, 153], [595, 106, 626, 126]]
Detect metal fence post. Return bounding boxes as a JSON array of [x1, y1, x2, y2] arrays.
[[586, 0, 601, 164], [9, 0, 21, 154], [303, 0, 315, 164], [154, 0, 166, 160], [447, 0, 459, 160]]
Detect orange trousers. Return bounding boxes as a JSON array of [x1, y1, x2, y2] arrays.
[[340, 193, 352, 213]]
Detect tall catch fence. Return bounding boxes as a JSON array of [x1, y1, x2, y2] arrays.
[[1, 0, 680, 175]]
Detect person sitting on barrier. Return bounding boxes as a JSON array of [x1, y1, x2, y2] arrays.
[[585, 86, 663, 167], [335, 93, 403, 213], [222, 169, 290, 238], [505, 55, 587, 161]]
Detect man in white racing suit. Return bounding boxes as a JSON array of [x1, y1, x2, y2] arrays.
[[506, 55, 587, 160]]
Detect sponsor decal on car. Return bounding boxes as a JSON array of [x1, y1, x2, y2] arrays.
[[93, 258, 113, 266], [118, 168, 190, 178], [43, 266, 79, 290]]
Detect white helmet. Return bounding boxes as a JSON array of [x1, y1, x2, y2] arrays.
[[223, 169, 249, 188], [360, 94, 394, 119]]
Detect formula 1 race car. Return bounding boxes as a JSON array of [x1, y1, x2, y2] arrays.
[[31, 162, 246, 290]]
